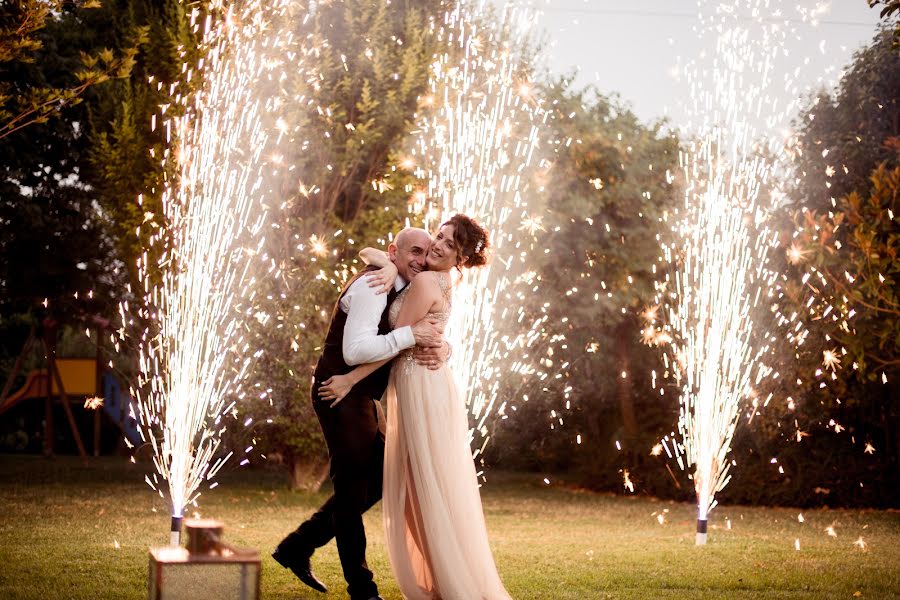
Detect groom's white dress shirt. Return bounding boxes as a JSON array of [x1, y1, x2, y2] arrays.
[[341, 274, 415, 366]]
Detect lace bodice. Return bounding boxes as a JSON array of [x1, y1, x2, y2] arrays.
[[390, 272, 452, 371]]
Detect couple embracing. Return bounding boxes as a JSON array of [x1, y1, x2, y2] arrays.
[[273, 214, 511, 600]]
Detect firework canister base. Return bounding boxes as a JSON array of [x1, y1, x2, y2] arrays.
[[696, 518, 708, 545], [170, 516, 184, 547]]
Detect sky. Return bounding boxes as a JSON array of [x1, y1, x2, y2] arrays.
[[531, 0, 885, 127]]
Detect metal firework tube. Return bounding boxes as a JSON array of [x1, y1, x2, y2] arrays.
[[696, 518, 708, 545], [170, 516, 184, 546]]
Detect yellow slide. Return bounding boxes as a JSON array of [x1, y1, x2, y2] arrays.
[[0, 359, 97, 415]]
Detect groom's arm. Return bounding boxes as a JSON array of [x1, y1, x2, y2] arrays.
[[342, 277, 415, 365]]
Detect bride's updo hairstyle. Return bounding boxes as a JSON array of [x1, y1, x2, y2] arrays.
[[442, 213, 489, 269]]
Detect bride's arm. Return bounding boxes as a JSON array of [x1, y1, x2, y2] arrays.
[[393, 272, 441, 328], [359, 247, 396, 295], [360, 247, 390, 267], [318, 273, 442, 407]]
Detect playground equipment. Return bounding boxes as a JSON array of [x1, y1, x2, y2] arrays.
[[0, 361, 140, 455], [0, 319, 140, 457]]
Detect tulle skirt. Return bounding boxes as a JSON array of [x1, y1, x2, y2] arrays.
[[383, 358, 511, 600]]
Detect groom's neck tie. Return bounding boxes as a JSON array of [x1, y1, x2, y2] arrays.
[[387, 282, 402, 305]]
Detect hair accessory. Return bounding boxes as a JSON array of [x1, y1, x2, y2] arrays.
[[474, 239, 484, 254]]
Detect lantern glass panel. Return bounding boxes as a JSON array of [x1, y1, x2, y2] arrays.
[[149, 547, 260, 600]]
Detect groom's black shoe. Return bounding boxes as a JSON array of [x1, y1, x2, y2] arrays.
[[272, 548, 327, 593]]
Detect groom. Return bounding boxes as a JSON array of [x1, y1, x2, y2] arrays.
[[273, 227, 449, 600]]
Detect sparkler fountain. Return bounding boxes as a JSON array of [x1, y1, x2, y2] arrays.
[[120, 0, 294, 545], [653, 0, 803, 544], [409, 0, 548, 458]]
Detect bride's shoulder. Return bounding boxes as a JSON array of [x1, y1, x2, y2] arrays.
[[412, 271, 440, 286], [410, 271, 444, 293]]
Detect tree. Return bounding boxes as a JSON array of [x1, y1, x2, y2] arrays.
[[792, 164, 900, 374], [0, 0, 145, 140], [867, 0, 900, 46], [279, 0, 441, 222], [83, 0, 198, 294], [0, 0, 194, 458], [489, 81, 683, 495], [232, 0, 444, 489], [785, 27, 899, 382], [761, 24, 900, 506], [0, 0, 194, 340], [790, 27, 899, 216], [0, 6, 139, 327]]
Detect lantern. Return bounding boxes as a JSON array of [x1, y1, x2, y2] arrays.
[[148, 519, 260, 600]]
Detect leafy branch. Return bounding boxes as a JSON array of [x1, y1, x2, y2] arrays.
[[0, 1, 147, 139], [868, 0, 900, 46]]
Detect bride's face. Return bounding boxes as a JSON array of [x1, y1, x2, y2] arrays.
[[426, 224, 460, 271]]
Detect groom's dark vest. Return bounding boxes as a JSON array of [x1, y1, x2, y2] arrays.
[[313, 265, 400, 400]]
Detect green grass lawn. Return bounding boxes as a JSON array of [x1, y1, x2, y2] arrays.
[[0, 455, 897, 600]]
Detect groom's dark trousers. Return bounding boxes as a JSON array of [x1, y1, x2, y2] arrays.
[[277, 267, 399, 600]]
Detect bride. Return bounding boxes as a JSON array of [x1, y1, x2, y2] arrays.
[[319, 214, 511, 600]]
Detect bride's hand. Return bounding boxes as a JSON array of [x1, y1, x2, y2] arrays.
[[365, 262, 398, 295], [318, 374, 355, 408]]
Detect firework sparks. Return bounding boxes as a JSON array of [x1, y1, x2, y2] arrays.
[[654, 0, 806, 544], [822, 349, 841, 371], [786, 243, 808, 265], [84, 396, 104, 410], [622, 469, 635, 493], [122, 0, 293, 536], [408, 0, 548, 458], [308, 234, 329, 257], [519, 215, 545, 235]]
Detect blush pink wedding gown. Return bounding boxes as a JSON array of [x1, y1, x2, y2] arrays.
[[383, 272, 511, 600]]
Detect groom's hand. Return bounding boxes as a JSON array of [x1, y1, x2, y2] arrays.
[[414, 341, 451, 370], [411, 317, 443, 348]]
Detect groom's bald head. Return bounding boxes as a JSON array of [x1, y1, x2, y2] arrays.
[[395, 227, 430, 250], [390, 227, 431, 280]]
